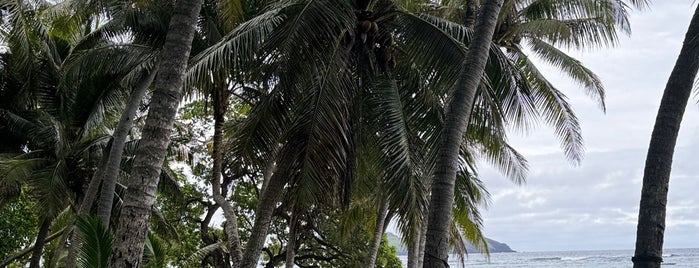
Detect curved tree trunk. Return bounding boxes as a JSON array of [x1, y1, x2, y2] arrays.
[[63, 71, 156, 268], [96, 70, 157, 226], [366, 198, 389, 268], [29, 218, 51, 268], [633, 5, 699, 268], [422, 0, 503, 267], [240, 147, 290, 268], [211, 85, 244, 267], [108, 0, 203, 266], [64, 153, 109, 268]]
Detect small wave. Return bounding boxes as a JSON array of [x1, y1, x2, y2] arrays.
[[561, 256, 592, 261], [663, 263, 677, 266], [530, 257, 562, 261], [662, 253, 677, 257]]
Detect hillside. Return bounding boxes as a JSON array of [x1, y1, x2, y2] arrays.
[[386, 232, 515, 255]]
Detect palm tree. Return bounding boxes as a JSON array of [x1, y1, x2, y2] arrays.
[[633, 4, 699, 268], [108, 0, 204, 266], [422, 1, 504, 266]]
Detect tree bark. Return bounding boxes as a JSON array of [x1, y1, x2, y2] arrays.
[[29, 218, 51, 268], [285, 210, 297, 268], [240, 149, 289, 268], [97, 70, 157, 226], [108, 0, 203, 266], [366, 199, 389, 268], [463, 0, 478, 28], [633, 5, 699, 268], [422, 0, 503, 267], [211, 84, 244, 267]]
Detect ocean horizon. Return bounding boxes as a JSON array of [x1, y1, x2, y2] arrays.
[[397, 248, 699, 267]]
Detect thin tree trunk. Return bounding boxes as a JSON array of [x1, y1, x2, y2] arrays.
[[29, 218, 51, 268], [0, 227, 64, 267], [97, 70, 157, 226], [423, 0, 503, 267], [633, 5, 699, 268], [108, 0, 203, 266], [240, 161, 288, 268], [64, 153, 109, 268], [407, 223, 421, 268], [63, 71, 156, 268], [366, 199, 389, 268], [417, 221, 426, 268], [285, 210, 297, 268], [211, 85, 244, 267]]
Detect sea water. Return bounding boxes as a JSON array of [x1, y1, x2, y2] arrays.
[[398, 248, 699, 267]]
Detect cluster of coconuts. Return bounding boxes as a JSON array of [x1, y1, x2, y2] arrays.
[[355, 9, 397, 70]]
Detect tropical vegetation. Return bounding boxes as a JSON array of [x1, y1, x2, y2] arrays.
[[0, 0, 666, 267]]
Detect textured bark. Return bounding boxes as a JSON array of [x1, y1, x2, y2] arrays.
[[366, 199, 389, 268], [422, 0, 503, 267], [240, 155, 289, 268], [211, 86, 243, 267], [240, 173, 286, 268], [633, 5, 699, 268], [407, 219, 427, 268], [97, 70, 157, 226], [64, 153, 109, 268], [29, 218, 51, 268], [285, 211, 297, 268], [463, 0, 478, 28], [108, 0, 203, 267]]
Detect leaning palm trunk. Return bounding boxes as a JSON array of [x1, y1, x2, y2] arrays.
[[422, 0, 504, 267], [64, 70, 156, 268], [240, 162, 288, 268], [633, 5, 699, 268], [366, 198, 389, 268], [211, 89, 244, 267], [29, 218, 51, 268], [96, 70, 157, 226], [108, 0, 203, 266]]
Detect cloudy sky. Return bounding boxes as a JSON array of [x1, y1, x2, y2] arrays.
[[478, 1, 699, 252]]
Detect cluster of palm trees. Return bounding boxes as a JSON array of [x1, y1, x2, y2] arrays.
[[1, 0, 676, 267]]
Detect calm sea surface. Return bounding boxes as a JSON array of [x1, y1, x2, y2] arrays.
[[398, 248, 699, 267]]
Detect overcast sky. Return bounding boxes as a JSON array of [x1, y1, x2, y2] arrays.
[[478, 1, 699, 252]]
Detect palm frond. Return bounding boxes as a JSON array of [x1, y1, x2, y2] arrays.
[[516, 52, 584, 163], [75, 215, 112, 268], [526, 37, 605, 110]]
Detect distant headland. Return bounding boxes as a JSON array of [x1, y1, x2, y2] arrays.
[[386, 232, 516, 255]]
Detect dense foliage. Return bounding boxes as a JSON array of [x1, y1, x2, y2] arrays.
[[0, 0, 643, 267]]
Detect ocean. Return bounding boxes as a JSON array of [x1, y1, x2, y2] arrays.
[[398, 248, 699, 267]]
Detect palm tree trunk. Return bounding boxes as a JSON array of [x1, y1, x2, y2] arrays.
[[463, 0, 478, 28], [96, 70, 157, 226], [29, 218, 51, 268], [240, 173, 286, 268], [366, 199, 389, 268], [423, 0, 503, 267], [64, 71, 156, 268], [64, 153, 110, 268], [108, 0, 203, 266], [633, 5, 699, 268], [240, 157, 289, 268], [211, 87, 244, 267], [408, 215, 428, 268], [285, 210, 297, 268]]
